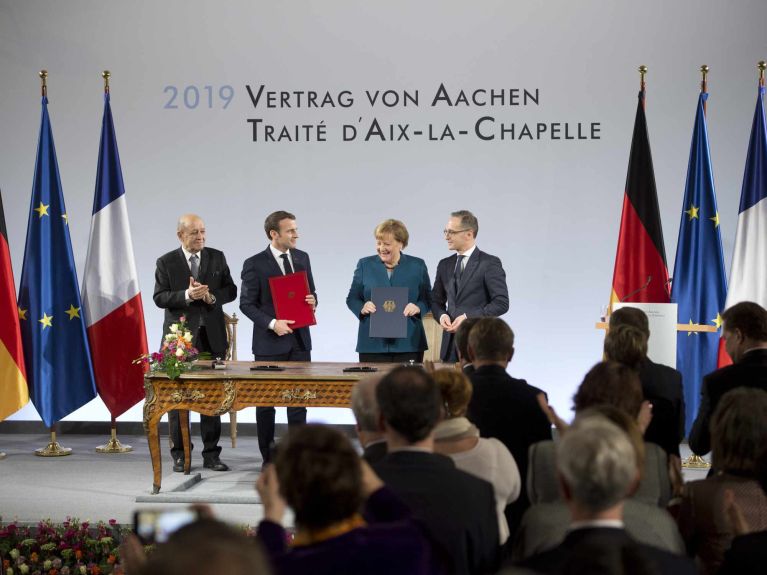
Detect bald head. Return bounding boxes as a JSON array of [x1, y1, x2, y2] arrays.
[[177, 214, 206, 253]]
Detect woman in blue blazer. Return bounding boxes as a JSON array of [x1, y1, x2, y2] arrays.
[[346, 219, 432, 362]]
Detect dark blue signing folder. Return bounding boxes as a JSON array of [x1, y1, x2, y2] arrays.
[[370, 286, 408, 338]]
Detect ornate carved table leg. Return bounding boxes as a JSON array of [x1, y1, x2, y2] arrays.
[[179, 409, 191, 474]]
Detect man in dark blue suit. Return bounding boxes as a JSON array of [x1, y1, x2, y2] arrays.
[[431, 210, 509, 362], [240, 211, 317, 464]]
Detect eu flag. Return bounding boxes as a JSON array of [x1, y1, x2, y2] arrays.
[[18, 96, 97, 428], [670, 92, 727, 436]]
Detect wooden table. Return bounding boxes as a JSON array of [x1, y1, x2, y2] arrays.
[[143, 361, 395, 493]]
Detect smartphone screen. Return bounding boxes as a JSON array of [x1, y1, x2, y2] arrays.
[[133, 509, 199, 544]]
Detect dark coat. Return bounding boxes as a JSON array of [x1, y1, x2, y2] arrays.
[[239, 246, 317, 356], [688, 348, 767, 455], [431, 249, 509, 361], [153, 246, 237, 356], [639, 358, 685, 457], [374, 450, 500, 575]]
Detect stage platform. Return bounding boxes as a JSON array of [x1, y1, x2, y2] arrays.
[[0, 433, 278, 527], [0, 432, 708, 528]]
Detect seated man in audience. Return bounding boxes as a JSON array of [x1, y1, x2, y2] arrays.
[[374, 366, 500, 575], [516, 414, 696, 574], [453, 316, 479, 375], [466, 317, 552, 537], [608, 306, 685, 458], [689, 301, 767, 456], [351, 376, 387, 464]]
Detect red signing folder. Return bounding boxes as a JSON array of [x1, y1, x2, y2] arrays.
[[268, 271, 316, 329]]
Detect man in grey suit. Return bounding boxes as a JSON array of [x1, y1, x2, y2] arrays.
[[431, 210, 509, 362]]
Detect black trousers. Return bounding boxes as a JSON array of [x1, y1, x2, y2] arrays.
[[254, 335, 310, 462], [169, 326, 223, 463], [359, 351, 424, 364]]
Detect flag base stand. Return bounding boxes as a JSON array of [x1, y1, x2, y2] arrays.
[[682, 454, 711, 469], [35, 431, 72, 457], [0, 452, 6, 460], [96, 427, 133, 453]]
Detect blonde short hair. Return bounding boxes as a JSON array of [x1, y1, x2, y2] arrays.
[[374, 219, 409, 248]]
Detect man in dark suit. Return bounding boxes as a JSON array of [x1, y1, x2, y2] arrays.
[[351, 376, 388, 464], [240, 211, 317, 464], [373, 366, 499, 575], [466, 317, 552, 539], [689, 301, 767, 456], [431, 210, 509, 362], [516, 415, 696, 575], [608, 306, 685, 457], [153, 214, 237, 472]]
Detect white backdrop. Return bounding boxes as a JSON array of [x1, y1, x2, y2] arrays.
[[1, 0, 765, 425]]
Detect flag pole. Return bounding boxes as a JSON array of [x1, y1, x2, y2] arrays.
[[31, 71, 72, 458], [36, 426, 72, 456], [681, 65, 714, 471], [759, 61, 766, 87], [92, 71, 133, 454]]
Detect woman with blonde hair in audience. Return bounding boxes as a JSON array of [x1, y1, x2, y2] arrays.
[[431, 368, 521, 545], [677, 387, 767, 574]]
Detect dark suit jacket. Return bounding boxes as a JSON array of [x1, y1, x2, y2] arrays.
[[362, 440, 388, 465], [374, 450, 499, 575], [257, 487, 439, 575], [239, 246, 317, 356], [431, 248, 509, 361], [719, 530, 767, 575], [346, 253, 432, 353], [153, 247, 237, 355], [518, 527, 696, 574], [468, 365, 552, 535], [688, 348, 767, 455], [639, 359, 685, 457]]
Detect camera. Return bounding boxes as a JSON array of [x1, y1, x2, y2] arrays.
[[133, 508, 200, 544]]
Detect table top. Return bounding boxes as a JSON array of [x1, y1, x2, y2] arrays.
[[144, 361, 416, 381]]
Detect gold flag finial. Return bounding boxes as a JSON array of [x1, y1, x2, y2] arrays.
[[39, 69, 48, 98], [638, 65, 648, 91], [102, 70, 111, 94], [700, 65, 709, 92], [758, 61, 766, 86]]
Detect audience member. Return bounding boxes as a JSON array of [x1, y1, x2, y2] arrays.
[[689, 301, 767, 456], [453, 316, 480, 375], [432, 368, 521, 545], [516, 414, 696, 574], [678, 387, 767, 574], [466, 317, 552, 537], [374, 366, 500, 575], [515, 405, 684, 560], [719, 445, 767, 575], [121, 517, 272, 575], [608, 307, 685, 458], [351, 376, 387, 464], [255, 424, 438, 575]]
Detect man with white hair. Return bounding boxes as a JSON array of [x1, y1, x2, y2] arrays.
[[517, 415, 695, 574], [350, 376, 387, 464]]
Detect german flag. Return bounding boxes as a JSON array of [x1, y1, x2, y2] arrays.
[[610, 89, 671, 305], [0, 189, 28, 420]]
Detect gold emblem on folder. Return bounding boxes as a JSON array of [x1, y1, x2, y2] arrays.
[[383, 300, 396, 313]]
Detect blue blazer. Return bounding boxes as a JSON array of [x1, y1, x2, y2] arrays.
[[346, 254, 432, 354], [239, 246, 316, 356]]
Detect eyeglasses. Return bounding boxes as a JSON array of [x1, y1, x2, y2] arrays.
[[443, 228, 470, 237]]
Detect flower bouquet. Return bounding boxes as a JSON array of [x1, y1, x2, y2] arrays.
[[0, 518, 127, 575], [134, 317, 199, 380]]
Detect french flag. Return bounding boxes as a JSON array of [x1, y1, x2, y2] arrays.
[[82, 89, 148, 419], [720, 83, 767, 365]]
